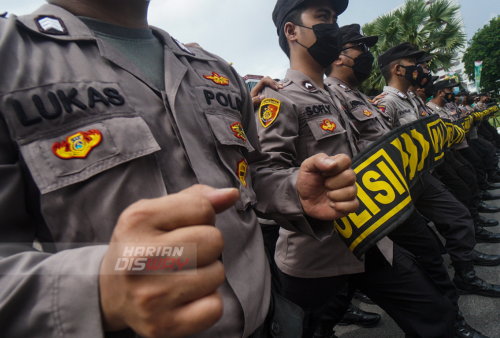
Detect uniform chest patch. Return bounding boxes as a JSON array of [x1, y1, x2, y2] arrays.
[[363, 109, 373, 117], [204, 72, 229, 86], [320, 119, 337, 132], [52, 129, 102, 159], [421, 111, 427, 116], [35, 16, 68, 35], [237, 159, 248, 187], [259, 98, 281, 128], [230, 122, 246, 142]]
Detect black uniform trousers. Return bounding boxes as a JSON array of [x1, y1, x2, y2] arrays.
[[277, 244, 455, 338], [468, 137, 498, 176], [478, 121, 500, 147], [434, 152, 480, 220], [412, 173, 476, 264], [459, 146, 489, 189]]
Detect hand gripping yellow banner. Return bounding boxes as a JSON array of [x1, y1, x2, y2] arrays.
[[334, 114, 464, 259]]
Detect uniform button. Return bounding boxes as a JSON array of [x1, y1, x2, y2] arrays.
[[271, 321, 281, 335]]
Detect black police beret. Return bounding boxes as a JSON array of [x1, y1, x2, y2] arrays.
[[340, 24, 378, 47], [273, 0, 349, 34], [377, 42, 425, 69], [417, 55, 434, 64]]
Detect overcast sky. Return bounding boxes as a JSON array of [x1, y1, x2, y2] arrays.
[[2, 0, 499, 79]]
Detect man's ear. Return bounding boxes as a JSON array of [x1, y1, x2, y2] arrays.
[[394, 63, 403, 77], [284, 22, 298, 43], [333, 57, 343, 66]]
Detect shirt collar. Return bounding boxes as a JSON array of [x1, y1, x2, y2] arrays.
[[383, 86, 408, 100]]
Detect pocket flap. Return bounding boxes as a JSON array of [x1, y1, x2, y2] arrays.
[[205, 112, 255, 152], [20, 116, 161, 194], [307, 117, 346, 141], [350, 106, 378, 122]]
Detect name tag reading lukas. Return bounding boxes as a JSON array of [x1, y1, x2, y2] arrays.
[[334, 114, 466, 260]]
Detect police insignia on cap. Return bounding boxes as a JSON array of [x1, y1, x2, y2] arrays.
[[52, 129, 102, 159], [172, 37, 195, 56], [230, 122, 246, 142], [204, 72, 229, 86], [237, 159, 248, 187], [259, 98, 281, 128], [320, 119, 337, 132], [378, 105, 386, 113], [303, 81, 316, 91], [397, 91, 407, 99], [35, 16, 68, 35], [363, 110, 373, 117]]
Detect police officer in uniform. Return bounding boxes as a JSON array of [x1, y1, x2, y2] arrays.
[[0, 1, 361, 337], [258, 3, 456, 337], [322, 26, 497, 338]]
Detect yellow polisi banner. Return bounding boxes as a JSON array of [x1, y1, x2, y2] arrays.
[[334, 114, 465, 259]]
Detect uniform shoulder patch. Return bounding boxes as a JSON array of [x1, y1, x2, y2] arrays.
[[259, 98, 281, 128], [377, 105, 386, 113], [172, 37, 195, 56], [303, 81, 316, 91], [35, 16, 68, 35], [230, 122, 246, 142], [363, 109, 373, 117], [204, 71, 229, 86], [52, 129, 102, 159], [237, 159, 248, 187], [320, 119, 337, 132]]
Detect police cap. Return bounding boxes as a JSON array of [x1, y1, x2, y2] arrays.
[[273, 0, 349, 34], [340, 24, 378, 47], [378, 42, 425, 69], [417, 55, 434, 64]]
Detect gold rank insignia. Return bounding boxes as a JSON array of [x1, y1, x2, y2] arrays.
[[259, 98, 281, 128], [237, 159, 248, 187], [363, 109, 373, 117], [230, 122, 246, 142], [52, 129, 102, 159], [203, 71, 229, 86], [321, 119, 337, 132]]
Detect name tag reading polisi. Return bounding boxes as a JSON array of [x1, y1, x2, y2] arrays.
[[334, 114, 465, 260]]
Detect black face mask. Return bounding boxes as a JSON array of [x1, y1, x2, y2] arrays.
[[398, 64, 423, 86], [343, 51, 374, 83], [444, 92, 456, 103], [418, 71, 432, 88], [296, 23, 342, 68]]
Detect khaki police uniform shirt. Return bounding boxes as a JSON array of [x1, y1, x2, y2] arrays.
[[427, 102, 468, 150], [255, 69, 393, 278], [408, 90, 432, 118], [325, 77, 392, 151], [377, 86, 421, 128], [0, 5, 321, 337]]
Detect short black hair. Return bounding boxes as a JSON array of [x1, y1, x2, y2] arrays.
[[380, 60, 398, 83], [278, 5, 306, 59]]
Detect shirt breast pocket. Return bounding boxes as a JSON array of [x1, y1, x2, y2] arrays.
[[350, 105, 378, 122], [305, 117, 351, 157], [204, 111, 257, 210], [20, 115, 161, 194]]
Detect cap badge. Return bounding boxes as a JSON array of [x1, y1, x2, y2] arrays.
[[52, 129, 102, 160], [237, 159, 248, 187], [230, 122, 246, 142], [172, 37, 195, 56], [363, 110, 373, 117], [204, 71, 229, 86], [320, 119, 337, 132], [259, 98, 281, 128], [303, 81, 316, 91], [397, 91, 407, 99], [35, 16, 67, 35]]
